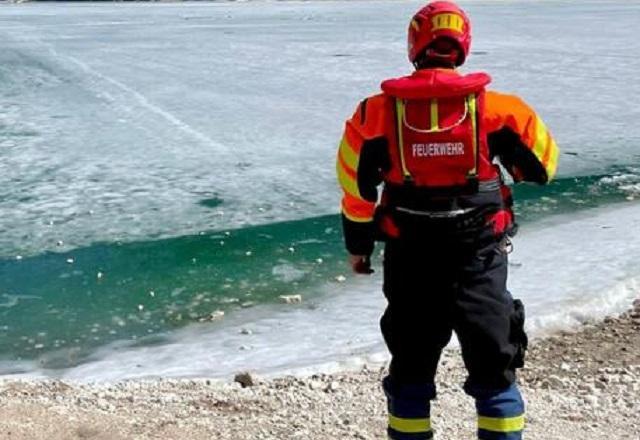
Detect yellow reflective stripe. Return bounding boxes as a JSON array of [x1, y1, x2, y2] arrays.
[[430, 98, 439, 131], [532, 116, 549, 160], [478, 415, 525, 433], [339, 137, 359, 171], [342, 208, 373, 223], [337, 162, 361, 199], [388, 415, 432, 434], [545, 139, 559, 181], [431, 13, 464, 33], [395, 99, 412, 180], [468, 94, 478, 176]]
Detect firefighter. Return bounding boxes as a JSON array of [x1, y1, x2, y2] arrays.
[[336, 2, 559, 439]]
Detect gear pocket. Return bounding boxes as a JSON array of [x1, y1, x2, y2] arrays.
[[510, 299, 528, 369]]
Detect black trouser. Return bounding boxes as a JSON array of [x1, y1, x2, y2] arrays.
[[380, 234, 524, 391]]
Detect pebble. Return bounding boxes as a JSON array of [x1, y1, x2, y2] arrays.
[[325, 381, 340, 393], [234, 372, 255, 388], [279, 295, 302, 304], [583, 395, 599, 407], [199, 310, 225, 322], [543, 375, 565, 389]]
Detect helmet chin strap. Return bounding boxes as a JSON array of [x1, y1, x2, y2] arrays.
[[413, 48, 460, 69], [425, 48, 459, 63], [414, 50, 459, 70]]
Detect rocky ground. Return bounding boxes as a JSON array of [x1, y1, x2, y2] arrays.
[[1, 299, 639, 440]]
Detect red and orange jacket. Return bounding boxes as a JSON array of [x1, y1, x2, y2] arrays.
[[336, 69, 559, 255]]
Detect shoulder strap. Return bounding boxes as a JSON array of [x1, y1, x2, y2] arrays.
[[394, 98, 413, 183], [467, 93, 479, 178]]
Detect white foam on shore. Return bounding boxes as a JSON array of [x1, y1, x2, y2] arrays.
[[34, 201, 638, 383], [509, 202, 640, 334]]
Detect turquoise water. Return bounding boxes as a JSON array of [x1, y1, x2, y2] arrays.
[[2, 173, 638, 374], [1, 0, 640, 378]]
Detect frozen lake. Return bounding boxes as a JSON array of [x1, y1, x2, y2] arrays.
[[1, 0, 639, 380]]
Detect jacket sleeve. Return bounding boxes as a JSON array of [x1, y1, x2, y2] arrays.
[[484, 91, 559, 184], [336, 95, 390, 256]]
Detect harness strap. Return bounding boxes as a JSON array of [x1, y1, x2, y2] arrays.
[[430, 99, 439, 131], [400, 98, 469, 134], [384, 178, 502, 214], [467, 93, 479, 178], [394, 99, 412, 182]]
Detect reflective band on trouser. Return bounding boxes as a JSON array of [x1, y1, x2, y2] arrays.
[[384, 377, 435, 440], [478, 415, 524, 432], [475, 384, 524, 440], [388, 417, 433, 440], [478, 415, 524, 440], [389, 414, 432, 435]]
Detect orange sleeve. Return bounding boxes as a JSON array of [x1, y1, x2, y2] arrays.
[[484, 91, 559, 182], [336, 94, 389, 222]]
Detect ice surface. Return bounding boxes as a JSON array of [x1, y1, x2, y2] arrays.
[[1, 1, 640, 256]]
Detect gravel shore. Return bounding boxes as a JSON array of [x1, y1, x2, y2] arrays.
[[1, 299, 639, 440]]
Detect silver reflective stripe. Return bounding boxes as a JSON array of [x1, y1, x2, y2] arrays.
[[395, 206, 476, 218], [478, 179, 501, 192]]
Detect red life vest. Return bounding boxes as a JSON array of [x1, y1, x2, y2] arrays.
[[381, 69, 498, 191]]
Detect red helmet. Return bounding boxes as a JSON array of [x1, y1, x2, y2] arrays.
[[408, 1, 472, 66]]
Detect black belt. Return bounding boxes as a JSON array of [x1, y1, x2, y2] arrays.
[[383, 178, 503, 215]]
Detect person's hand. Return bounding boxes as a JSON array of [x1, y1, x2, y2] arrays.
[[348, 254, 374, 275]]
